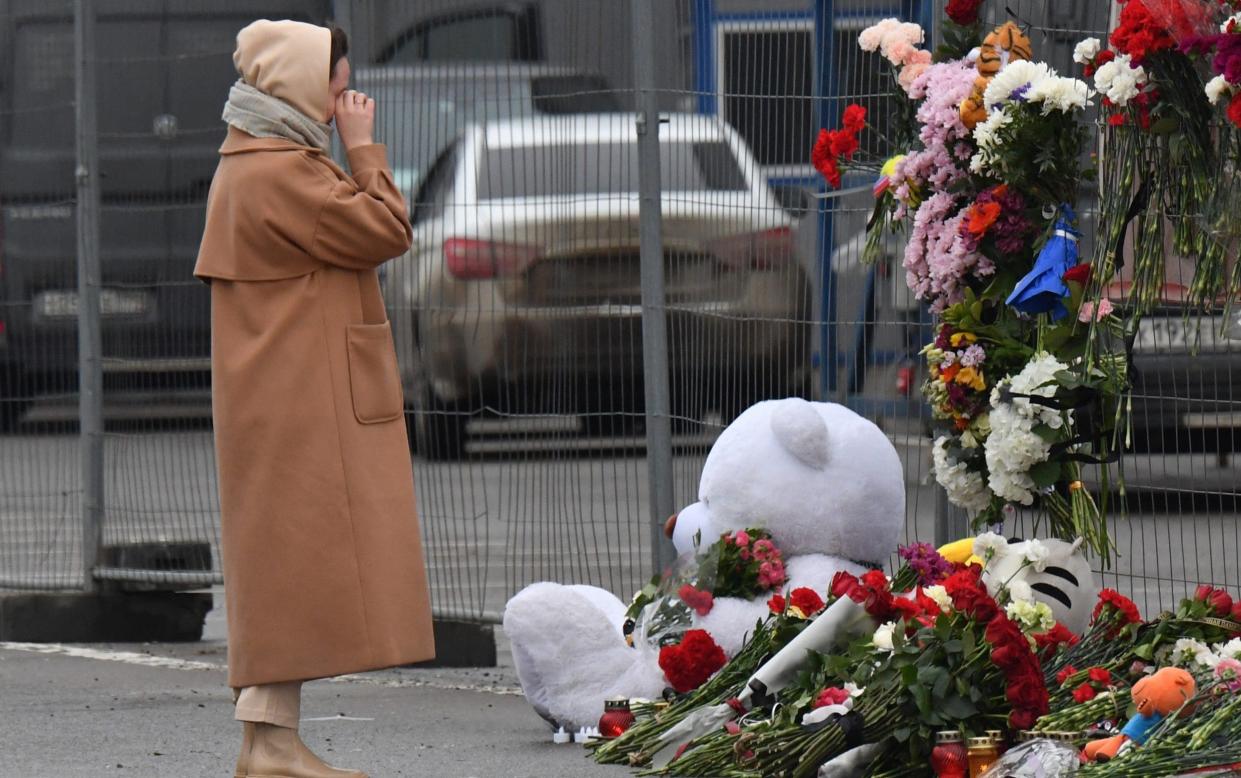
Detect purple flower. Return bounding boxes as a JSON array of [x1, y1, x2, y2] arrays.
[[898, 542, 953, 586]]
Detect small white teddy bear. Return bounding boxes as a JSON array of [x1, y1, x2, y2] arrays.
[[502, 398, 906, 730]]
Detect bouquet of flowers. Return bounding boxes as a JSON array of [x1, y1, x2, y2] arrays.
[[832, 4, 1131, 559], [634, 543, 1060, 777], [1078, 0, 1239, 313]]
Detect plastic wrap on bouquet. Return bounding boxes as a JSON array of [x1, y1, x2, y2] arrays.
[[1006, 206, 1080, 320], [649, 597, 874, 767], [978, 739, 1080, 777]]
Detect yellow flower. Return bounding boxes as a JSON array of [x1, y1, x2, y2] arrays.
[[949, 332, 978, 347], [880, 154, 906, 178], [954, 366, 986, 391]]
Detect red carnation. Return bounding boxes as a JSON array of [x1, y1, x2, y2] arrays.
[[767, 592, 786, 614], [1227, 93, 1241, 128], [658, 630, 727, 693], [789, 587, 825, 617], [814, 686, 851, 708], [1088, 667, 1112, 685], [678, 584, 715, 617], [946, 569, 999, 623], [1091, 589, 1142, 627], [842, 104, 866, 134], [1073, 683, 1098, 703], [1056, 665, 1079, 686], [945, 0, 983, 25]]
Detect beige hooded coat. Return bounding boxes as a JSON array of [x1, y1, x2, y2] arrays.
[[195, 20, 434, 688]]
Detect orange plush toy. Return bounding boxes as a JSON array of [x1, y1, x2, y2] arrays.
[[1081, 667, 1196, 762], [959, 22, 1033, 129]]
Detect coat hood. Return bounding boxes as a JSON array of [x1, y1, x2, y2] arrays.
[[233, 19, 331, 123]]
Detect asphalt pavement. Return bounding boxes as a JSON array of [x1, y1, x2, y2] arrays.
[[0, 622, 626, 778]]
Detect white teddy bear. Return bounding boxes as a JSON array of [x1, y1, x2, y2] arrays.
[[502, 398, 906, 730]]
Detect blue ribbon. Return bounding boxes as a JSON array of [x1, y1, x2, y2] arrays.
[[1006, 205, 1080, 320]]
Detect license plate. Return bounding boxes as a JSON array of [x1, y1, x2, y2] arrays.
[[1133, 316, 1229, 354], [36, 289, 153, 319]]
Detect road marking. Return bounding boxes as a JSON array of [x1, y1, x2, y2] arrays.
[[0, 642, 221, 671], [0, 642, 523, 696], [302, 715, 376, 722]]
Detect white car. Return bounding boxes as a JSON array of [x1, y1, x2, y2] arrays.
[[384, 114, 812, 458]]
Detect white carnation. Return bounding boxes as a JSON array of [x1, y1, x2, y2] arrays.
[[1073, 38, 1101, 65], [973, 531, 1009, 562], [1094, 55, 1146, 106], [1028, 76, 1093, 113], [1206, 74, 1232, 106], [933, 436, 994, 513], [1215, 638, 1241, 660], [1024, 539, 1051, 572], [983, 60, 1056, 109], [1006, 599, 1057, 634]]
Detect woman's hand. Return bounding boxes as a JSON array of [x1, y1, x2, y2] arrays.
[[335, 89, 375, 150]]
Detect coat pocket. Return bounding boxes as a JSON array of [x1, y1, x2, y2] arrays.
[[345, 322, 403, 424]]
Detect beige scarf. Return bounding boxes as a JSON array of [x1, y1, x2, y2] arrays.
[[221, 80, 331, 153]]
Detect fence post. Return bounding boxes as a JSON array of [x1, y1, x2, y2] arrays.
[[633, 0, 677, 574], [337, 0, 373, 65], [75, 0, 104, 594]]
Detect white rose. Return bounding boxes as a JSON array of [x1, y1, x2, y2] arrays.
[[1024, 539, 1050, 572], [923, 585, 953, 613], [873, 622, 897, 652], [1207, 75, 1232, 106], [1073, 38, 1101, 65], [973, 531, 1009, 562]]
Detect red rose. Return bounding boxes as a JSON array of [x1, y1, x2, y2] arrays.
[[1208, 588, 1234, 617], [1088, 667, 1112, 685], [1073, 683, 1098, 703], [1009, 708, 1037, 731], [658, 629, 726, 693], [1231, 600, 1241, 623], [1196, 583, 1215, 601], [814, 686, 851, 708], [831, 571, 860, 600], [1062, 263, 1091, 284], [945, 0, 983, 25], [789, 587, 825, 617], [767, 592, 786, 615], [1056, 665, 1078, 686]]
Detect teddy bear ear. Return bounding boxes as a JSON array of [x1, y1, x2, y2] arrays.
[[769, 398, 830, 470]]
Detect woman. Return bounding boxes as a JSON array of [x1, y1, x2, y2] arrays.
[[194, 19, 434, 778]]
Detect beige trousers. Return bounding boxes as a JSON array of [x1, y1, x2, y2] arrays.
[[234, 682, 302, 729]]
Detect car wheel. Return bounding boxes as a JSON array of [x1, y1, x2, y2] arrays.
[[0, 373, 29, 434], [410, 382, 467, 461]]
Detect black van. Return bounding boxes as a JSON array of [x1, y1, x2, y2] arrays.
[[0, 0, 331, 431]]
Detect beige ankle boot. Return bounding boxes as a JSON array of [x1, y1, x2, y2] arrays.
[[234, 722, 368, 778]]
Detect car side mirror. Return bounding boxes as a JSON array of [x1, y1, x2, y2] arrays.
[[771, 184, 811, 218]]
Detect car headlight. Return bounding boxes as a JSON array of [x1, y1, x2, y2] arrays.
[[1228, 310, 1241, 340]]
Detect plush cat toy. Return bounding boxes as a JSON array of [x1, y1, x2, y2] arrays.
[[959, 21, 1034, 128], [1081, 667, 1196, 762], [939, 535, 1097, 635], [502, 398, 905, 731]]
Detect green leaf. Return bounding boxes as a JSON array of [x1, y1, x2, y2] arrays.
[[893, 726, 912, 742], [940, 695, 978, 720], [943, 639, 963, 654], [1029, 459, 1062, 489]]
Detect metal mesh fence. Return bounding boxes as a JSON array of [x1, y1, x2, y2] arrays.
[[0, 0, 1236, 625]]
